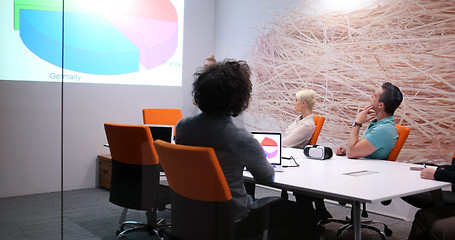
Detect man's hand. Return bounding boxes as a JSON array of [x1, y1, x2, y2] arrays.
[[355, 105, 376, 124], [420, 168, 436, 180], [336, 146, 346, 156]]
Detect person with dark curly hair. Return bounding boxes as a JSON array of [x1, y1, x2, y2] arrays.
[[175, 59, 318, 239], [192, 59, 251, 117]]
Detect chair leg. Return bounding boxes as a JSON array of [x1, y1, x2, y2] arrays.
[[119, 208, 128, 224], [361, 220, 393, 236], [327, 202, 392, 240], [146, 210, 158, 228], [319, 217, 350, 225], [360, 224, 387, 240], [336, 222, 353, 239], [116, 208, 170, 239], [116, 225, 163, 240], [335, 221, 390, 240]]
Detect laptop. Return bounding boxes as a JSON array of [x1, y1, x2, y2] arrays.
[[103, 124, 175, 148], [144, 124, 175, 144], [252, 132, 284, 172]]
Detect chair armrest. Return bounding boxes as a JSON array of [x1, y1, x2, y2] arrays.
[[250, 196, 281, 211]]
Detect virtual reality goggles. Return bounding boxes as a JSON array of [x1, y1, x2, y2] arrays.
[[303, 145, 333, 160]]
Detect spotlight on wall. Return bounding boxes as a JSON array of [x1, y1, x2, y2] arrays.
[[308, 0, 378, 15]]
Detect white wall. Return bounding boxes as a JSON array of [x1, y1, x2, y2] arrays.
[[214, 0, 300, 61], [0, 81, 62, 197], [0, 0, 216, 198]]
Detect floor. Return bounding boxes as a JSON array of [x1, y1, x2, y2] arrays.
[[0, 187, 412, 240]]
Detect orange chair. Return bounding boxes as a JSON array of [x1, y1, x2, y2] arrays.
[[387, 125, 410, 161], [154, 140, 280, 240], [142, 108, 182, 132], [309, 115, 325, 145], [104, 123, 170, 238], [322, 124, 411, 239]]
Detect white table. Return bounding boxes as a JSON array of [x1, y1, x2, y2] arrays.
[[244, 148, 452, 240]]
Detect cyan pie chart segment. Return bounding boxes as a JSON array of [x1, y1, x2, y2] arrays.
[[20, 9, 139, 75], [19, 9, 63, 67]]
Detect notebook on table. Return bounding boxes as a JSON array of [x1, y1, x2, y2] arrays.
[[103, 124, 175, 148], [144, 124, 175, 144], [252, 132, 284, 172], [145, 124, 174, 173]]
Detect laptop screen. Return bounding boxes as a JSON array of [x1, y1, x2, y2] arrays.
[[252, 132, 282, 165], [144, 124, 174, 143]]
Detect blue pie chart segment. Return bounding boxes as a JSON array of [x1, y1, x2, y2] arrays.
[[20, 9, 139, 75]]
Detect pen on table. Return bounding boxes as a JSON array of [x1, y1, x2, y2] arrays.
[[423, 164, 427, 168]]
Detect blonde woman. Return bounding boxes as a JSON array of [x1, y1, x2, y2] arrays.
[[203, 54, 217, 67], [284, 89, 333, 222], [283, 89, 317, 148]]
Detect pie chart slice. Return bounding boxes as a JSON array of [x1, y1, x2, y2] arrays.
[[110, 15, 178, 69], [260, 137, 279, 159], [20, 9, 139, 75]]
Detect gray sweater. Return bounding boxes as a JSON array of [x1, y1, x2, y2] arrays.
[[175, 113, 275, 220]]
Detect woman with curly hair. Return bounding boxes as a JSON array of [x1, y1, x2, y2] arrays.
[[175, 59, 318, 239]]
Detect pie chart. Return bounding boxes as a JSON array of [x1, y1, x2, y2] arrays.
[[14, 0, 179, 75], [259, 137, 279, 159]]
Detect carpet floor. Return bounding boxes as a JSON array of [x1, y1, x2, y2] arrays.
[[0, 187, 412, 240]]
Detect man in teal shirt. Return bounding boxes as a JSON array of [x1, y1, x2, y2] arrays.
[[336, 82, 403, 159]]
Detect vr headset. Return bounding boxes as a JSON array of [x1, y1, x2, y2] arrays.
[[303, 145, 333, 160]]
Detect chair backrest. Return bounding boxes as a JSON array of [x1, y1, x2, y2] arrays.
[[104, 123, 161, 211], [387, 125, 410, 161], [142, 108, 182, 132], [309, 115, 325, 145], [154, 140, 235, 240]]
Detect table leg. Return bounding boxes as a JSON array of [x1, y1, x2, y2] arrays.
[[352, 201, 361, 240]]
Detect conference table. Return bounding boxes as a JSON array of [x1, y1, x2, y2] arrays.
[[243, 148, 452, 240]]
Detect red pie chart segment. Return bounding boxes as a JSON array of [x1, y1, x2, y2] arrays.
[[260, 137, 279, 159], [114, 0, 178, 22]]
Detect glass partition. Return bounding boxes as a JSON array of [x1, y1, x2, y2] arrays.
[[1, 0, 184, 239], [0, 0, 64, 238]]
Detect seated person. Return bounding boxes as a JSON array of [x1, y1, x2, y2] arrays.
[[403, 153, 455, 209], [280, 89, 332, 221], [408, 164, 455, 240], [203, 54, 217, 67], [336, 82, 403, 159], [193, 55, 217, 107], [175, 59, 318, 238], [282, 89, 316, 148]]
